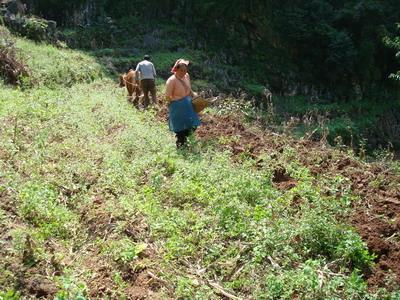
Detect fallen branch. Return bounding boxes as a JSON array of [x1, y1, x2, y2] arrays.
[[147, 270, 169, 285], [182, 259, 243, 300], [207, 280, 243, 300]]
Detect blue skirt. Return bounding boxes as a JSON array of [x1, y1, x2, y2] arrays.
[[168, 96, 201, 133]]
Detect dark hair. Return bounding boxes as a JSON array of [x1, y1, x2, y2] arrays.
[[144, 54, 150, 60]]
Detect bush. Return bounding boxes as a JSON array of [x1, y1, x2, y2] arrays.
[[0, 26, 29, 85], [22, 16, 48, 41], [4, 15, 57, 43], [62, 17, 120, 49]]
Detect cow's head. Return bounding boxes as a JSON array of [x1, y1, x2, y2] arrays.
[[118, 74, 125, 87]]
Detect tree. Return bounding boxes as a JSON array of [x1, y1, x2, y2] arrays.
[[384, 24, 400, 81]]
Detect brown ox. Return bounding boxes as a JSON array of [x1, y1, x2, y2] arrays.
[[119, 69, 141, 107]]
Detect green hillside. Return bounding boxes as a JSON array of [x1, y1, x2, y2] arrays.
[[1, 29, 400, 299]]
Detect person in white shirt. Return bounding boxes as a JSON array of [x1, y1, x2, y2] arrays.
[[135, 54, 157, 108]]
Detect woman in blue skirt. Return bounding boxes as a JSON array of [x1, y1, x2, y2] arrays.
[[165, 59, 201, 148]]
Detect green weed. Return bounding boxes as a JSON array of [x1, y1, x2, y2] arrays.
[[102, 238, 147, 264]]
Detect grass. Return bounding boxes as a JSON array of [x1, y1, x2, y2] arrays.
[[23, 20, 400, 152], [15, 37, 106, 88], [0, 31, 400, 299]]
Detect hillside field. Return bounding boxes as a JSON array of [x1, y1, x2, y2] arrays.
[[1, 33, 400, 299]]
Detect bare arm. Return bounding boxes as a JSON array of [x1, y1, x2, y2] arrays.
[[165, 78, 174, 102]]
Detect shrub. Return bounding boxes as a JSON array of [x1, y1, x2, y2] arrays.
[[4, 15, 57, 43], [0, 26, 29, 85], [22, 16, 48, 41]]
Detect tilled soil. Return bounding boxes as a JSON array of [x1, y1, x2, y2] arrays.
[[79, 195, 164, 299], [158, 108, 400, 289]]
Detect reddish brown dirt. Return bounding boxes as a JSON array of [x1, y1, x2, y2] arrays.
[[272, 167, 297, 190], [25, 276, 58, 298], [156, 107, 400, 289], [78, 195, 166, 299], [83, 253, 163, 299]]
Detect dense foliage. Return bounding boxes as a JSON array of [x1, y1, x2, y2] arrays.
[[28, 0, 400, 97], [384, 23, 400, 82]]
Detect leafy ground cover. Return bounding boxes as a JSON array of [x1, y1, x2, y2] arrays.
[[1, 33, 400, 299], [13, 37, 105, 88]]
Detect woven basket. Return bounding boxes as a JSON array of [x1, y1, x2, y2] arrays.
[[192, 97, 210, 113]]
